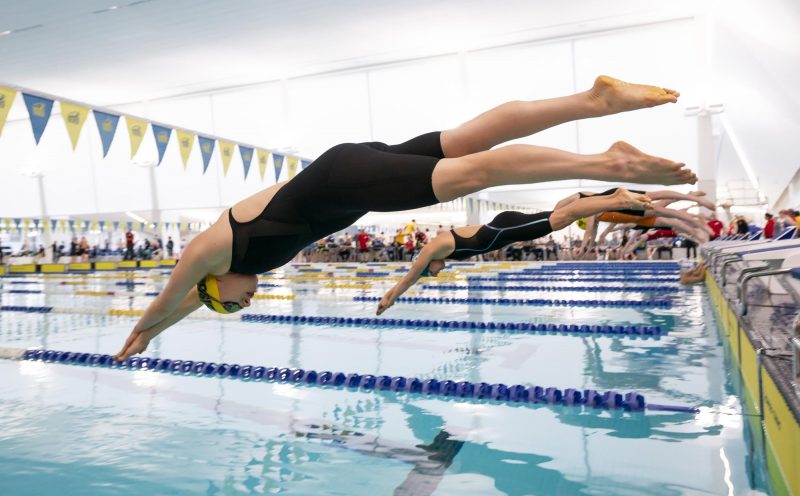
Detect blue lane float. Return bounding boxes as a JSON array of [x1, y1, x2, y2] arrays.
[[241, 313, 662, 336], [1, 305, 53, 313], [353, 295, 673, 309], [421, 284, 678, 293], [20, 348, 700, 413], [468, 276, 680, 283]]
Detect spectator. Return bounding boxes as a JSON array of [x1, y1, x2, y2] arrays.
[[736, 217, 749, 235], [166, 236, 174, 258], [707, 213, 723, 240], [404, 219, 417, 238], [356, 229, 370, 262], [125, 229, 134, 260], [764, 213, 775, 239]]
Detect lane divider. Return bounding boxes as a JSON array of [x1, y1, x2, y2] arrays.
[[0, 304, 663, 336], [468, 276, 679, 283], [10, 347, 697, 413], [242, 313, 663, 336], [353, 295, 673, 308], [421, 284, 678, 293]]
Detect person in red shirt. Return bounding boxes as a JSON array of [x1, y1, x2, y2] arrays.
[[125, 230, 135, 260], [707, 213, 723, 240], [356, 229, 370, 262], [763, 213, 775, 238]]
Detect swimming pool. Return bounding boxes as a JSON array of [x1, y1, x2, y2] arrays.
[[0, 262, 770, 495]]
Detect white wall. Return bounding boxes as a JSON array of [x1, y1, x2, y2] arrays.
[[709, 0, 800, 209], [0, 18, 702, 221]]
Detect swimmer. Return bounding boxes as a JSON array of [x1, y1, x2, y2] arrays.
[[114, 75, 693, 361], [679, 262, 707, 284], [376, 188, 652, 315], [572, 188, 713, 257]]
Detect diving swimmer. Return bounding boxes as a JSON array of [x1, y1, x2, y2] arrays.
[[114, 75, 693, 361], [376, 188, 653, 315]]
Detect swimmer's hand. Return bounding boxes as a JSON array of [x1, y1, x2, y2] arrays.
[[113, 329, 155, 362], [376, 290, 397, 316]]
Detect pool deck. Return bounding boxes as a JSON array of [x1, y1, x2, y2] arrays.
[[706, 269, 800, 496]]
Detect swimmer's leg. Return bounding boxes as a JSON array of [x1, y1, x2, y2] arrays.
[[548, 189, 651, 230], [646, 190, 715, 210], [431, 141, 695, 202], [441, 75, 680, 157]]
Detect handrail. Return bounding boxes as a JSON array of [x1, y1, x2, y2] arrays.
[[737, 268, 791, 316]]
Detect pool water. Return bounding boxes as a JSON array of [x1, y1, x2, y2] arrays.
[[0, 263, 771, 495]]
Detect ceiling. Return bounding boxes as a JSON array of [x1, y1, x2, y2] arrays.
[[1, 0, 698, 105]]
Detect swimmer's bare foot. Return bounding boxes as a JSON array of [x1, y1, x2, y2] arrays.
[[589, 75, 680, 115], [611, 188, 652, 211], [602, 141, 697, 186]]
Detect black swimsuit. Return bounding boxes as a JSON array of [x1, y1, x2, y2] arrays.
[[229, 132, 444, 274], [447, 211, 554, 261]]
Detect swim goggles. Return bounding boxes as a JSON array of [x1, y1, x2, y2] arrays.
[[197, 275, 242, 314]]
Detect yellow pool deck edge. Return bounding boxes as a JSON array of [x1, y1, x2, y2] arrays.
[[707, 273, 799, 496]]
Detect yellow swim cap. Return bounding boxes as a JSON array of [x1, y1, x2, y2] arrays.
[[197, 274, 234, 314], [576, 218, 587, 230]]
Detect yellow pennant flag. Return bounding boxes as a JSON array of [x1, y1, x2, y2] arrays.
[[175, 130, 195, 169], [0, 87, 17, 137], [257, 149, 269, 181], [59, 102, 89, 150], [126, 116, 148, 158], [286, 157, 299, 179], [219, 141, 235, 176]]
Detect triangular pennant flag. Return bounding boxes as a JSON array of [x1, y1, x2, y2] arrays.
[[151, 124, 172, 165], [273, 153, 285, 182], [239, 146, 253, 179], [175, 130, 195, 169], [0, 87, 17, 137], [256, 149, 269, 181], [68, 220, 75, 232], [301, 159, 312, 171], [126, 117, 148, 158], [219, 141, 235, 176], [60, 101, 89, 150], [198, 136, 215, 174], [468, 198, 474, 214], [98, 220, 106, 232], [126, 222, 132, 231], [93, 111, 120, 158], [50, 219, 57, 232], [286, 156, 299, 179], [22, 93, 54, 144], [33, 219, 40, 230]]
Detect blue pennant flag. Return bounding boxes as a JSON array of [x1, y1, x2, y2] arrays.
[[151, 124, 172, 165], [273, 153, 285, 182], [68, 220, 75, 232], [198, 136, 215, 174], [98, 220, 105, 231], [13, 218, 21, 230], [126, 222, 132, 231], [22, 94, 54, 144], [93, 110, 120, 157], [50, 219, 57, 231], [113, 221, 119, 232], [301, 159, 312, 171], [239, 146, 253, 179]]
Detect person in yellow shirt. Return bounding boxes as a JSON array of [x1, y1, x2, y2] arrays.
[[404, 219, 417, 237]]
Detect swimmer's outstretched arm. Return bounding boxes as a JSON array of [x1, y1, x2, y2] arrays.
[[113, 289, 203, 361], [376, 238, 454, 316], [113, 233, 224, 361]]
